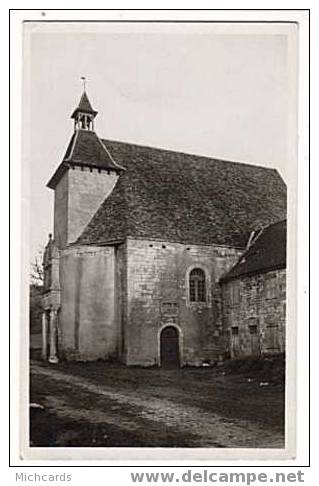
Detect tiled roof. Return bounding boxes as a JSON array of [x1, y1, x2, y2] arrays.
[[220, 219, 287, 282], [71, 91, 97, 118], [47, 131, 124, 189], [76, 139, 287, 248]]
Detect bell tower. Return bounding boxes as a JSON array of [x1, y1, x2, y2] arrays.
[[70, 76, 97, 131], [71, 89, 98, 131], [47, 80, 124, 249]]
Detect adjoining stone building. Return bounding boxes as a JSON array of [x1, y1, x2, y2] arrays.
[[41, 91, 287, 366], [220, 220, 286, 359]]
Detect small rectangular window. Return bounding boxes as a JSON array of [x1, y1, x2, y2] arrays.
[[249, 325, 258, 335], [231, 326, 239, 336]]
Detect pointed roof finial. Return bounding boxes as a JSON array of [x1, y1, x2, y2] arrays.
[[81, 76, 86, 92], [71, 80, 98, 120]]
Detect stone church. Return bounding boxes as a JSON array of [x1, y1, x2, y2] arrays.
[[41, 91, 287, 367]]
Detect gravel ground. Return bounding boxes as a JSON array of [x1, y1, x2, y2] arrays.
[[30, 357, 285, 448]]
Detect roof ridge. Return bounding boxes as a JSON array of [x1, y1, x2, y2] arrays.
[[259, 218, 287, 231], [52, 134, 286, 248], [220, 219, 286, 282], [101, 137, 280, 172]]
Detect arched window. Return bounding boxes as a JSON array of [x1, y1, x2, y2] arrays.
[[189, 268, 206, 302]]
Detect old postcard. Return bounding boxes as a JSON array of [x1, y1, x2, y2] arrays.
[[11, 10, 308, 463]]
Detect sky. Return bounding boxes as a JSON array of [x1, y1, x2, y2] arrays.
[[24, 22, 297, 262]]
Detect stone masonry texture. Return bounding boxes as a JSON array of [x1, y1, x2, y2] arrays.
[[221, 269, 286, 358], [124, 238, 242, 366]]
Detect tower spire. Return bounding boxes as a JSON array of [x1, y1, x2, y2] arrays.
[[71, 78, 98, 131], [81, 76, 86, 92]]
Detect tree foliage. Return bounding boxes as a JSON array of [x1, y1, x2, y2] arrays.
[[30, 249, 44, 286], [30, 248, 44, 334]]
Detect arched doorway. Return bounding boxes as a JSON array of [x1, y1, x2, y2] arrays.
[[160, 326, 180, 368]]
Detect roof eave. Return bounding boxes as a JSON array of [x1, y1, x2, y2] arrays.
[[69, 159, 125, 173], [69, 238, 125, 247], [46, 162, 68, 189], [70, 107, 98, 119], [47, 159, 125, 190], [220, 263, 286, 284]]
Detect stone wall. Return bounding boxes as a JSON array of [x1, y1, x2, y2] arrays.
[[53, 166, 119, 248], [59, 245, 117, 361], [124, 238, 242, 366], [221, 269, 286, 358]]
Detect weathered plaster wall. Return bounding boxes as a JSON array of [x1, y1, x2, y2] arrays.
[[221, 269, 286, 358], [68, 167, 119, 245], [53, 167, 118, 248], [53, 171, 69, 248], [59, 245, 118, 361], [115, 242, 128, 362], [42, 244, 61, 311], [125, 238, 242, 366]]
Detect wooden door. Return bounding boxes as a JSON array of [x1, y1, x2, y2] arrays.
[[160, 326, 180, 368]]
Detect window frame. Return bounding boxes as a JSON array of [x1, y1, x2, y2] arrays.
[[249, 324, 258, 335], [185, 265, 211, 307], [189, 267, 206, 303], [231, 326, 239, 336]]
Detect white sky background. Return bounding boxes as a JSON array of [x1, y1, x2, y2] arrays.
[[25, 23, 297, 262]]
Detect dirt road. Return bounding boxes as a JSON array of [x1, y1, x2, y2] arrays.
[[30, 360, 285, 448]]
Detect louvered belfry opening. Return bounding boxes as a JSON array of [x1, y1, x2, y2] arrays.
[[71, 90, 98, 132]]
